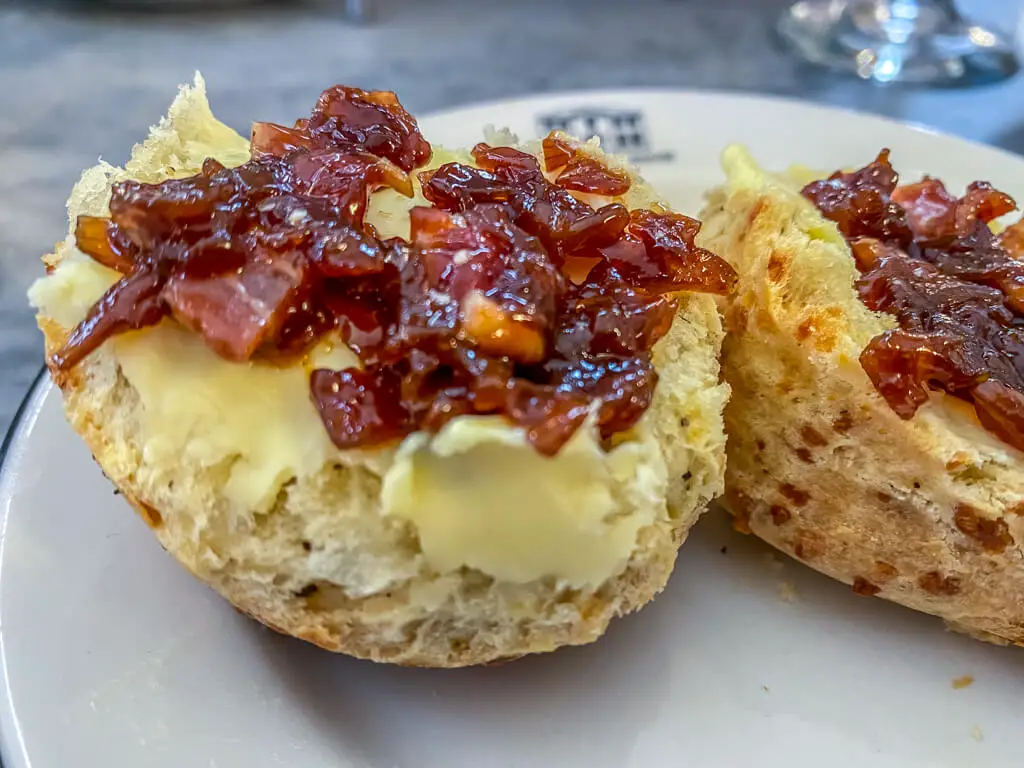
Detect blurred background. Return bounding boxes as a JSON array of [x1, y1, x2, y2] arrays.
[[1, 0, 1023, 437]]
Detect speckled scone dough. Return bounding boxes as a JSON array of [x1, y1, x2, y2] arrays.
[[30, 77, 730, 667], [700, 146, 1024, 646]]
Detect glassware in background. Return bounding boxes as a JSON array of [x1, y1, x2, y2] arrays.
[[777, 0, 1020, 85], [343, 0, 371, 23]]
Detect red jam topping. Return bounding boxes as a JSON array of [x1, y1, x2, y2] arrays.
[[54, 85, 736, 455], [803, 151, 1024, 452], [542, 135, 632, 196]]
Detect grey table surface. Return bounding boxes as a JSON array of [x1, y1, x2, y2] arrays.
[[2, 0, 1024, 438]]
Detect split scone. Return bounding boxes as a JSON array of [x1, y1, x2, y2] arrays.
[[28, 76, 735, 667], [701, 145, 1024, 645]]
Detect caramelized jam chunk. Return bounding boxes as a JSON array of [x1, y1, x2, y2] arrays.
[[803, 151, 1024, 452], [541, 135, 631, 196], [55, 85, 736, 455], [251, 86, 430, 172]]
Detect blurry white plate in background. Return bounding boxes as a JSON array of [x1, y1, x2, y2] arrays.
[[2, 90, 1024, 768]]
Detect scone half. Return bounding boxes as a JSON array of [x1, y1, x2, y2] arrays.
[[29, 76, 734, 667], [700, 145, 1024, 645]]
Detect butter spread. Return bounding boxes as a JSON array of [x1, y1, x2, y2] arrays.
[[115, 325, 358, 510], [382, 415, 666, 588]]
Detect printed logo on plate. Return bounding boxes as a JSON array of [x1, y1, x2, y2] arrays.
[[536, 108, 673, 164]]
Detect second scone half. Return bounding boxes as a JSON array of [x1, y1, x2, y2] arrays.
[[700, 145, 1024, 645], [29, 77, 734, 667]]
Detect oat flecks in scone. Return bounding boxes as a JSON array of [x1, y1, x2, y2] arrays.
[[699, 145, 1024, 647]]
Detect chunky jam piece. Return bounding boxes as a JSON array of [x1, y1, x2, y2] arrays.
[[54, 86, 736, 455], [803, 152, 1024, 452]]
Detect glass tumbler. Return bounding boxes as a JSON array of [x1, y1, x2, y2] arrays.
[[777, 0, 1020, 85]]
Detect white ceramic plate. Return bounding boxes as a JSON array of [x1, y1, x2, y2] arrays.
[[4, 90, 1024, 768]]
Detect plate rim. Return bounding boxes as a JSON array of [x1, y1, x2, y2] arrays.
[[415, 86, 1024, 167], [0, 368, 46, 477], [0, 365, 47, 768]]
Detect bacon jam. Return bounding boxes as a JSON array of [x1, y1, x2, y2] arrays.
[[52, 86, 736, 456], [802, 151, 1024, 452]]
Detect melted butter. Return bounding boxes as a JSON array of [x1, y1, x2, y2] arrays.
[[382, 415, 665, 588]]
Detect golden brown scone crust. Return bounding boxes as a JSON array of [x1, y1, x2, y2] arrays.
[[32, 77, 730, 667], [699, 148, 1024, 646]]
